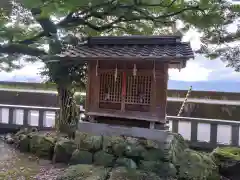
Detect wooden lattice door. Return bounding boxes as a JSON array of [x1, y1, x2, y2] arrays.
[[125, 74, 152, 111], [99, 71, 152, 112], [99, 72, 122, 110]]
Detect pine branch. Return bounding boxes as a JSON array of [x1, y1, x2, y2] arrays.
[[14, 1, 204, 45], [0, 44, 47, 56]]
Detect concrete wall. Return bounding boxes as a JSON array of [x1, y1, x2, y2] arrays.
[[0, 89, 58, 107], [0, 87, 240, 120]]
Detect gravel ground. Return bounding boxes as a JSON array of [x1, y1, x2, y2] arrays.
[[0, 140, 66, 180]]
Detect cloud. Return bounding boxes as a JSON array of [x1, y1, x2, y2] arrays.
[[0, 62, 44, 82], [169, 54, 240, 82]]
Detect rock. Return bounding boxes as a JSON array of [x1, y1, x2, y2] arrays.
[[103, 136, 127, 156], [74, 132, 103, 152], [108, 167, 166, 180], [124, 138, 148, 161], [177, 149, 219, 180], [93, 150, 115, 167], [5, 133, 14, 144], [53, 138, 77, 163], [69, 149, 93, 165], [115, 158, 137, 169], [212, 147, 240, 180], [15, 128, 28, 137], [139, 160, 177, 178], [18, 134, 31, 152], [56, 164, 109, 180], [36, 136, 56, 159], [28, 133, 56, 159], [29, 133, 40, 153]]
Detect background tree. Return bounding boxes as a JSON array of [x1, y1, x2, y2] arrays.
[[0, 0, 238, 136], [196, 2, 240, 71]]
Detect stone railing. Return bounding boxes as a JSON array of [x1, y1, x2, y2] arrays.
[[168, 116, 240, 149], [0, 104, 58, 130], [0, 104, 239, 149]]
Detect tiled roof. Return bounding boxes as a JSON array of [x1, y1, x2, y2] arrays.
[[56, 36, 194, 60]]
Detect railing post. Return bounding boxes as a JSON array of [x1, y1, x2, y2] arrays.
[[231, 125, 239, 146], [38, 109, 45, 129], [23, 109, 29, 127], [8, 107, 14, 125], [172, 119, 179, 133], [0, 108, 2, 123], [190, 121, 198, 142], [210, 123, 218, 146]]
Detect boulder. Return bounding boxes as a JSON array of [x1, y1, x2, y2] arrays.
[[212, 147, 240, 180], [36, 136, 56, 159], [4, 133, 14, 144], [108, 167, 167, 180], [139, 160, 177, 178], [124, 137, 148, 161], [29, 133, 40, 153], [93, 150, 115, 167], [103, 135, 127, 156], [115, 158, 137, 169], [56, 164, 109, 180], [18, 134, 31, 152], [74, 132, 103, 152], [177, 149, 219, 180], [53, 138, 77, 163], [138, 133, 188, 163], [70, 149, 93, 165], [28, 133, 55, 159]]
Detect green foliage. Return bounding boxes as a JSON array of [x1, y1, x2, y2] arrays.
[[0, 0, 238, 74]]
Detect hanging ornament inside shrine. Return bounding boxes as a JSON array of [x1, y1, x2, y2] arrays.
[[96, 60, 99, 76], [153, 61, 156, 81], [133, 64, 137, 77], [114, 64, 118, 82], [104, 86, 110, 100]]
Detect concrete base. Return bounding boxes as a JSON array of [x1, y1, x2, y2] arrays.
[[78, 121, 171, 141]]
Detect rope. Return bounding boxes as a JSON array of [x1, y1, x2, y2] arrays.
[[177, 86, 192, 117]]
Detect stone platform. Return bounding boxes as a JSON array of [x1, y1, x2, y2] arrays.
[[5, 123, 220, 179]]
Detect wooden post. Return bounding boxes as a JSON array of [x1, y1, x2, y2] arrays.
[[155, 63, 168, 124], [121, 71, 126, 111]]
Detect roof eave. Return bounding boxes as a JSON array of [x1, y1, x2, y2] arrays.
[[46, 55, 194, 62]]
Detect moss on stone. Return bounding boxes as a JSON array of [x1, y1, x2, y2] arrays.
[[212, 147, 240, 161], [103, 136, 127, 156], [108, 167, 166, 180], [53, 138, 77, 163], [18, 134, 31, 152], [115, 158, 137, 169], [177, 149, 219, 180], [70, 149, 93, 165], [75, 132, 103, 152], [93, 150, 115, 167], [56, 164, 109, 180], [27, 133, 56, 159], [139, 160, 177, 178]]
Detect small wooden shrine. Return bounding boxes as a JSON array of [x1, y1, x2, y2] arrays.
[[57, 36, 194, 129]]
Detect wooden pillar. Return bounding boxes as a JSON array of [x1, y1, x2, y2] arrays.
[[85, 62, 91, 113], [155, 63, 168, 124], [91, 60, 100, 112]]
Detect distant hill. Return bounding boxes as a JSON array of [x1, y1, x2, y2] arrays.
[[1, 75, 240, 93], [168, 80, 240, 92]]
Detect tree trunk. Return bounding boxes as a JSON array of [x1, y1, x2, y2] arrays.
[[55, 84, 79, 139]]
